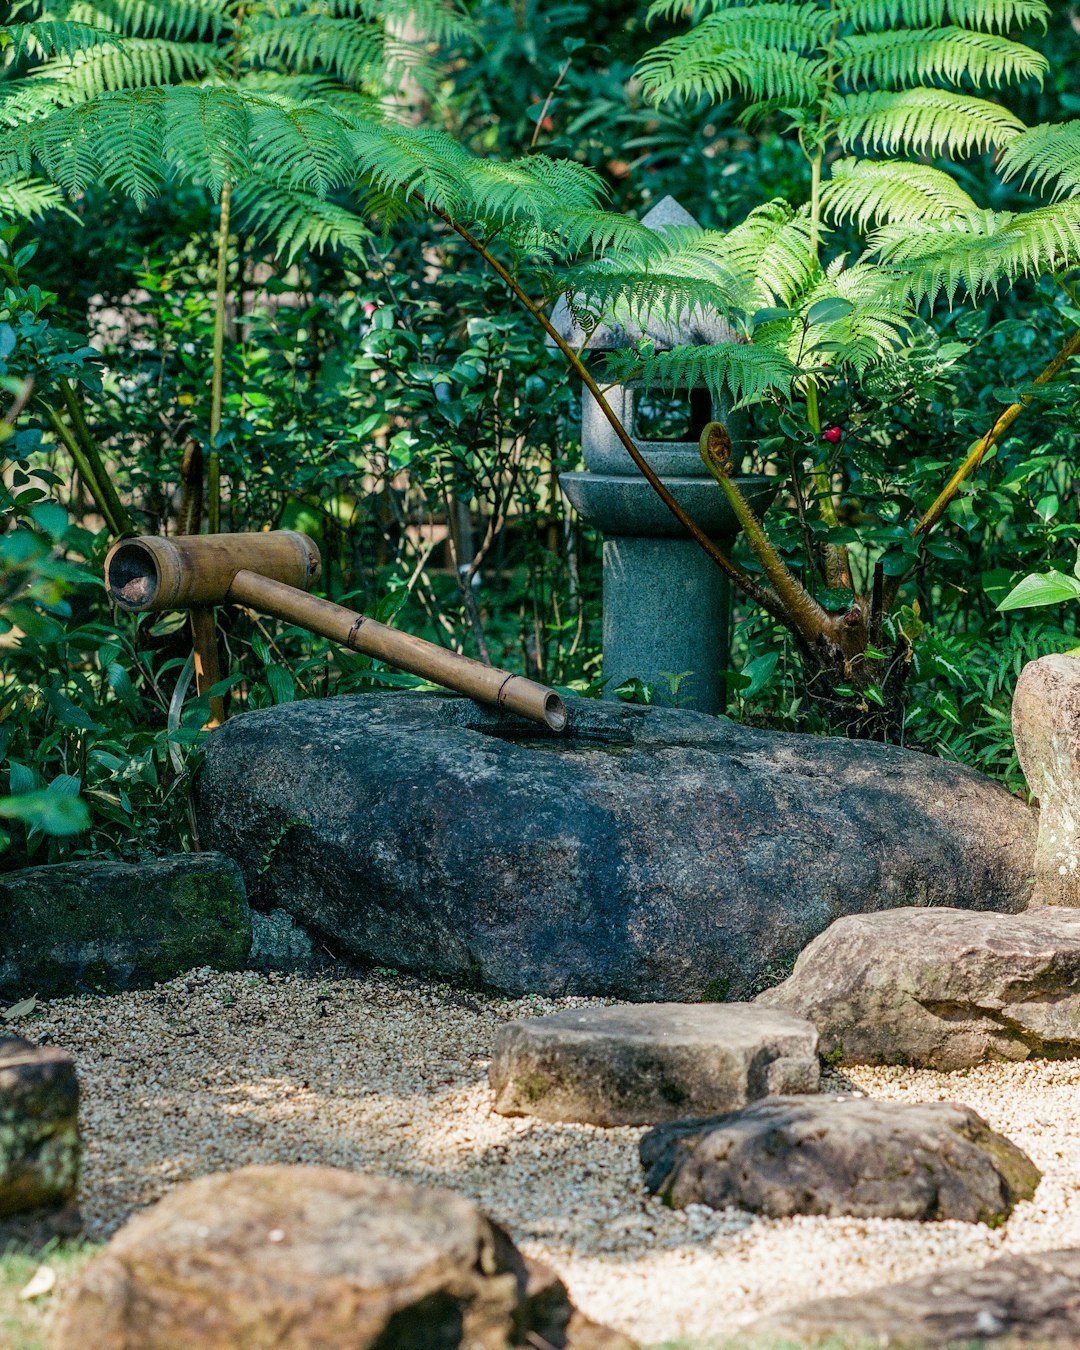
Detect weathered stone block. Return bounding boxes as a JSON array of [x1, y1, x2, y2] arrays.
[[747, 1246, 1080, 1347], [194, 694, 1036, 1001], [758, 906, 1080, 1069], [0, 853, 251, 997], [0, 1036, 79, 1220], [1013, 653, 1080, 905], [490, 1003, 819, 1126], [641, 1096, 1040, 1225], [52, 1164, 636, 1350]]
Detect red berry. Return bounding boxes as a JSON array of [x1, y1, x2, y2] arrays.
[[822, 425, 842, 444]]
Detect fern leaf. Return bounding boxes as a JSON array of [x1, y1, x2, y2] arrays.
[[162, 85, 251, 196], [821, 157, 978, 228], [0, 172, 74, 220], [720, 199, 817, 306], [998, 120, 1080, 200], [639, 24, 824, 106], [1, 20, 120, 62], [838, 0, 1049, 33], [870, 204, 1080, 304], [241, 17, 388, 87], [832, 87, 1024, 155], [30, 37, 222, 96], [245, 93, 355, 196], [834, 27, 1046, 90], [607, 340, 799, 409], [62, 0, 229, 41], [231, 175, 370, 260]]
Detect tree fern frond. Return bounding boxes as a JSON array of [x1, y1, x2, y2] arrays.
[[834, 27, 1046, 90], [0, 172, 74, 220], [30, 37, 222, 96], [720, 199, 816, 306], [241, 17, 388, 87], [838, 0, 1049, 33], [231, 175, 370, 260], [325, 0, 475, 47], [349, 119, 473, 209], [998, 120, 1080, 200], [1, 20, 120, 62], [246, 93, 355, 195], [607, 340, 799, 409], [821, 157, 978, 228], [27, 86, 167, 204], [870, 203, 1080, 305], [639, 25, 824, 106], [162, 84, 250, 195], [797, 257, 910, 371], [62, 0, 228, 40], [832, 87, 1024, 155]]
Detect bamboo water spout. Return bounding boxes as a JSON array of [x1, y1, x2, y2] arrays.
[[104, 532, 567, 732]]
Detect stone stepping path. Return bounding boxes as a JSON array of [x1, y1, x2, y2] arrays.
[[748, 1245, 1080, 1347], [759, 905, 1080, 1070], [489, 1002, 819, 1125], [640, 1095, 1040, 1224]]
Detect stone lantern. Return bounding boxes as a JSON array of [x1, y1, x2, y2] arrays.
[[552, 195, 776, 714]]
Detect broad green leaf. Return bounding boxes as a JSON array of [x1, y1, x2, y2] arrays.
[[997, 570, 1080, 612]]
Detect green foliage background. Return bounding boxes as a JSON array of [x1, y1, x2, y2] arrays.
[[2, 0, 1080, 865]]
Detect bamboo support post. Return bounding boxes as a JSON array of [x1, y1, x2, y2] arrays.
[[104, 532, 567, 732]]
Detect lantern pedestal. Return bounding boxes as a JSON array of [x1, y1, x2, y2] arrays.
[[560, 472, 776, 713]]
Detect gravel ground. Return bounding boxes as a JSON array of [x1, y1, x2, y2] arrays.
[[13, 966, 1080, 1347]]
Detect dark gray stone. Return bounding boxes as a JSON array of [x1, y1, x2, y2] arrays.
[[490, 1003, 819, 1126], [248, 907, 321, 972], [640, 1095, 1040, 1224], [747, 1247, 1080, 1348], [0, 1037, 80, 1223], [758, 907, 1080, 1070], [194, 693, 1036, 1001], [0, 853, 252, 997]]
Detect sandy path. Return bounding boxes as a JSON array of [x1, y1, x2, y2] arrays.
[[21, 967, 1080, 1346]]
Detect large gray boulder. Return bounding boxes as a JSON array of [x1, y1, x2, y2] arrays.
[[640, 1096, 1040, 1224], [747, 1246, 1080, 1348], [195, 694, 1036, 1000], [490, 1003, 819, 1125], [53, 1165, 634, 1350], [0, 853, 251, 998], [758, 907, 1080, 1069]]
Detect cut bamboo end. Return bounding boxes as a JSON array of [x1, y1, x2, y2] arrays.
[[105, 532, 321, 613]]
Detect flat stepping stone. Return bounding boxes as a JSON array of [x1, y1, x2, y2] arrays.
[[0, 1036, 80, 1227], [53, 1164, 636, 1350], [758, 906, 1080, 1070], [748, 1246, 1080, 1347], [640, 1095, 1039, 1224], [489, 1002, 819, 1126]]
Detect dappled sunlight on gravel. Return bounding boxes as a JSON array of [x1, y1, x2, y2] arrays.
[[17, 967, 1080, 1346]]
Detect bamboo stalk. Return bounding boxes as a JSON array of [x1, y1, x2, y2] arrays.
[[208, 180, 232, 537], [103, 532, 567, 731]]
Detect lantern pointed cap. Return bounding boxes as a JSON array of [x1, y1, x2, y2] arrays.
[[547, 195, 736, 352]]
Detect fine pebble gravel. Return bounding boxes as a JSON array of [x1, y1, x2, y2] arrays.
[[14, 967, 1080, 1346]]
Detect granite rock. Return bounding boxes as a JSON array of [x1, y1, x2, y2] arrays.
[[490, 1003, 819, 1125], [52, 1164, 636, 1350], [640, 1095, 1039, 1224], [194, 694, 1036, 1001], [747, 1246, 1080, 1348], [759, 906, 1080, 1069], [0, 1036, 80, 1226]]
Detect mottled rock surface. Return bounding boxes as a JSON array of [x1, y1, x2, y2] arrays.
[[1014, 653, 1080, 906], [0, 1036, 79, 1226], [747, 1246, 1080, 1348], [759, 906, 1080, 1069], [640, 1095, 1039, 1224], [195, 694, 1035, 1000], [490, 1003, 819, 1125], [52, 1164, 635, 1350], [0, 853, 251, 997]]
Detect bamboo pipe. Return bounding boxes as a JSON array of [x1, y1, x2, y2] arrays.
[[104, 533, 567, 732]]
